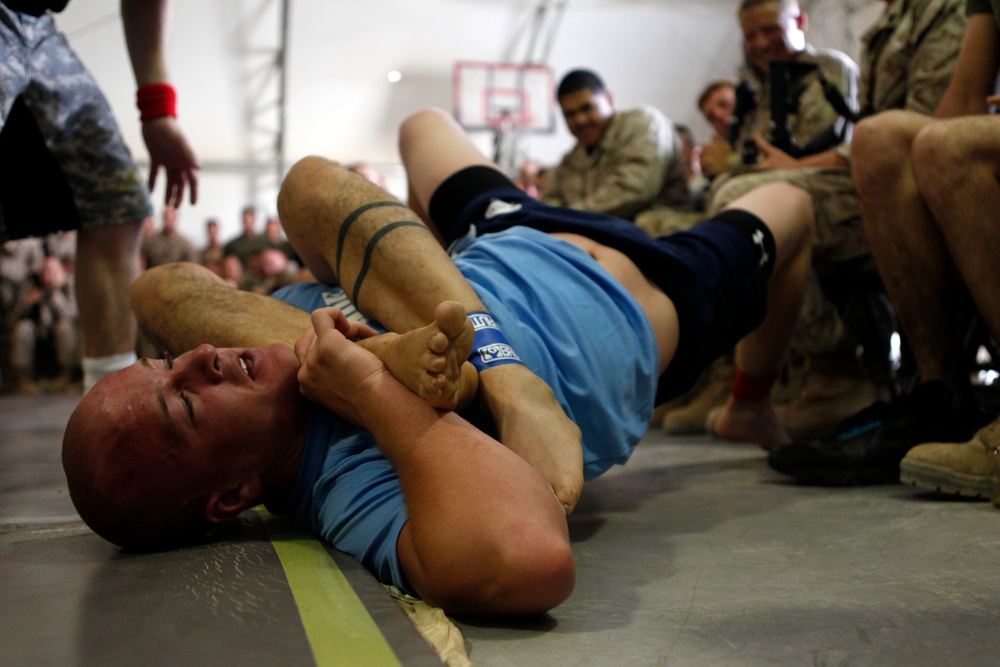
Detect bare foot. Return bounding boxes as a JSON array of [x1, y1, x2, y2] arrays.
[[710, 395, 790, 451], [376, 300, 476, 410], [477, 364, 584, 514]]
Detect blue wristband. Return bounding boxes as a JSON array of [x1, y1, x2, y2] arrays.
[[467, 311, 523, 372]]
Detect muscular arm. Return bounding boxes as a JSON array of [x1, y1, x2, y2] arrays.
[[936, 14, 1000, 117], [295, 311, 574, 615]]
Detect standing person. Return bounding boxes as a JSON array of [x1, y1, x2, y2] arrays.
[[541, 69, 701, 236], [0, 0, 199, 392], [141, 206, 197, 268]]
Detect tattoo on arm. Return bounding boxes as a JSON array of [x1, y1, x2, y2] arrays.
[[352, 221, 425, 308]]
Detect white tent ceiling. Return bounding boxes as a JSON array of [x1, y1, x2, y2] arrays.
[[54, 0, 882, 244]]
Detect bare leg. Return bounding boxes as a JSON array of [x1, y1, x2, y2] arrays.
[[75, 221, 144, 390], [279, 116, 584, 514], [851, 110, 976, 409], [397, 107, 584, 513], [711, 182, 815, 449], [911, 114, 1000, 403]]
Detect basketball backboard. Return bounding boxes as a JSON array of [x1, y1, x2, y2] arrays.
[[453, 61, 556, 133]]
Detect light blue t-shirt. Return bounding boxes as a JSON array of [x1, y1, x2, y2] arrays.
[[272, 226, 658, 592]]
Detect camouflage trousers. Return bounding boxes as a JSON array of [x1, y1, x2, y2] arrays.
[[707, 168, 871, 369], [0, 6, 150, 242]]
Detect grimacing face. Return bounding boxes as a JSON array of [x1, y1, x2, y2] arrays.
[[739, 3, 805, 75], [559, 87, 615, 149], [82, 344, 305, 494]]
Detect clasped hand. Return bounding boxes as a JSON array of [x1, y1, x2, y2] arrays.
[[293, 307, 383, 424]]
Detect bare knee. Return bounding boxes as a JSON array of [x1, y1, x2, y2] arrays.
[[911, 120, 973, 204], [398, 107, 452, 156], [277, 155, 345, 222], [130, 262, 216, 313], [852, 110, 924, 197]]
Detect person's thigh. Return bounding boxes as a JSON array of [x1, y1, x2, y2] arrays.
[[851, 109, 935, 183], [398, 108, 504, 215], [913, 113, 1000, 171]]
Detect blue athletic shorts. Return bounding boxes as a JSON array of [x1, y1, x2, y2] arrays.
[[428, 166, 775, 403]]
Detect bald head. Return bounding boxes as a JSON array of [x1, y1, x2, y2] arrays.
[[62, 374, 212, 551]]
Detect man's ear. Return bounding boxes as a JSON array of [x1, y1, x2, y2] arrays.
[[204, 476, 262, 524]]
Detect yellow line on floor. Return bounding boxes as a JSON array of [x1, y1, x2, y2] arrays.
[[261, 511, 402, 667]]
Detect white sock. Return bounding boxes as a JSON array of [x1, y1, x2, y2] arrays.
[[82, 352, 138, 393]]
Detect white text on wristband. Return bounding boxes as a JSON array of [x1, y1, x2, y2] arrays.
[[468, 311, 523, 372]]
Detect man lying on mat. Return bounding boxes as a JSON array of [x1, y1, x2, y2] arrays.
[[62, 107, 813, 616]]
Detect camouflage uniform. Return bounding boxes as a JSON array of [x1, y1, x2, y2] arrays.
[[708, 5, 966, 359], [142, 231, 199, 269], [0, 2, 151, 243], [543, 105, 694, 224]]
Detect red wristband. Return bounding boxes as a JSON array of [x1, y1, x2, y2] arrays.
[[731, 369, 777, 403], [136, 82, 177, 122]]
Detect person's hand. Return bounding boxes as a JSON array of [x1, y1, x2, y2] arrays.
[[751, 134, 798, 171], [18, 286, 43, 307], [699, 135, 736, 177], [294, 308, 387, 424], [141, 116, 200, 208]]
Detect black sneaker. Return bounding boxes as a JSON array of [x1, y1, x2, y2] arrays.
[[767, 381, 976, 485]]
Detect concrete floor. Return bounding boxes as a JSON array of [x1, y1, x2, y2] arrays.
[[4, 392, 1000, 666]]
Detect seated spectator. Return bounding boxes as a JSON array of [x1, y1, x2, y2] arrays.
[[142, 206, 198, 268], [540, 69, 702, 237], [676, 0, 964, 440], [242, 247, 300, 295], [346, 161, 387, 189], [0, 237, 45, 390], [200, 218, 224, 277], [535, 166, 550, 199], [767, 0, 998, 488], [514, 159, 542, 198], [697, 79, 737, 141], [223, 205, 271, 269], [674, 124, 709, 211], [221, 254, 245, 289], [263, 216, 299, 263], [9, 255, 79, 393]]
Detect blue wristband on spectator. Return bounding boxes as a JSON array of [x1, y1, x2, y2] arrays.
[[467, 311, 523, 372]]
